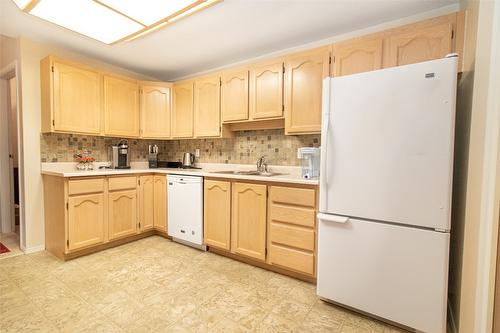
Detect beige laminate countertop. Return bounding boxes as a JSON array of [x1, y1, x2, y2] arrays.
[[41, 162, 319, 186]]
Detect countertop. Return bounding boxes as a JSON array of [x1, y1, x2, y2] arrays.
[[41, 162, 319, 186]]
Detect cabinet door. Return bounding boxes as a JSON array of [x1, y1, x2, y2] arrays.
[[387, 22, 453, 67], [249, 59, 284, 120], [194, 75, 221, 137], [140, 85, 171, 138], [52, 61, 101, 134], [108, 189, 138, 240], [332, 36, 383, 76], [285, 47, 330, 134], [104, 75, 140, 137], [153, 175, 167, 232], [67, 193, 105, 251], [204, 180, 231, 250], [221, 70, 249, 122], [139, 176, 154, 232], [172, 82, 194, 138], [231, 182, 267, 261]]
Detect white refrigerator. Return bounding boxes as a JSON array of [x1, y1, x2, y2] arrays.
[[316, 57, 458, 333]]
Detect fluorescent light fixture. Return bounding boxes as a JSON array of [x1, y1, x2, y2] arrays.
[[11, 0, 223, 44], [98, 0, 198, 26]]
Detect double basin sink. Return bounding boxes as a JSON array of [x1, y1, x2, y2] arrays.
[[210, 170, 287, 177]]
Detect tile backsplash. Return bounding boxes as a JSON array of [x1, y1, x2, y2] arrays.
[[41, 129, 320, 166]]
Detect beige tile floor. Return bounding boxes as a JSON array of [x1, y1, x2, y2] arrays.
[[0, 232, 23, 259], [0, 236, 408, 333]]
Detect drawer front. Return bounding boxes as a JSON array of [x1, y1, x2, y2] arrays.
[[270, 186, 316, 207], [108, 176, 137, 191], [68, 178, 105, 195], [269, 244, 315, 276], [270, 204, 316, 228], [270, 223, 315, 251]]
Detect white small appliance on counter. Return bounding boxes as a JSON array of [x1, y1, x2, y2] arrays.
[[167, 174, 205, 250], [297, 147, 320, 179], [317, 57, 458, 333]]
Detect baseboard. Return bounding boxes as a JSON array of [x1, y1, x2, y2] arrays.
[[448, 298, 458, 333], [21, 244, 45, 254]]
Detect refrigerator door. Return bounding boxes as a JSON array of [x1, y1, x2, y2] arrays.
[[319, 58, 457, 230], [317, 215, 449, 333]]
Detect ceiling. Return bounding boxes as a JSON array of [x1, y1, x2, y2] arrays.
[[0, 0, 459, 80]]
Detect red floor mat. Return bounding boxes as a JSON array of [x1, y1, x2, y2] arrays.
[[0, 242, 10, 254]]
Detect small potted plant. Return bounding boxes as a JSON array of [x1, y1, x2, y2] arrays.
[[75, 151, 96, 171]]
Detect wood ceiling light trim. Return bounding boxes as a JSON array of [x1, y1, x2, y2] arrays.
[[112, 0, 223, 44], [92, 0, 147, 27], [22, 0, 40, 12]]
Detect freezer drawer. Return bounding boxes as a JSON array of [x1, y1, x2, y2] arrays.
[[317, 216, 449, 333]]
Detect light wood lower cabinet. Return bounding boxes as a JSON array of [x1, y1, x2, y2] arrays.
[[204, 180, 231, 250], [153, 175, 167, 232], [231, 182, 267, 261], [139, 175, 154, 232], [67, 192, 105, 251], [108, 189, 138, 240]]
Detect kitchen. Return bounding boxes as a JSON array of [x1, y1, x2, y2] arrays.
[[0, 0, 499, 332]]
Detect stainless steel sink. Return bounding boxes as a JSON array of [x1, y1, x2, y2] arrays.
[[210, 170, 287, 177]]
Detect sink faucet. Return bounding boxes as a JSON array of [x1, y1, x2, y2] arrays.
[[256, 155, 268, 173]]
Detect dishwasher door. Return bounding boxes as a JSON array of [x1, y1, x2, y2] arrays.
[[167, 175, 204, 246]]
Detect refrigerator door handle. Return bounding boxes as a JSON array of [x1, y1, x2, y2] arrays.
[[319, 77, 331, 212], [317, 213, 349, 224]]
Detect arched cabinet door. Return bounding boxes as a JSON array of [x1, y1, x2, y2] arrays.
[[249, 58, 284, 120], [108, 189, 138, 240], [231, 182, 267, 261], [172, 81, 194, 138], [332, 36, 383, 77], [140, 85, 171, 138], [103, 75, 140, 137], [204, 180, 231, 250], [221, 70, 249, 122], [194, 75, 221, 137], [68, 193, 105, 251]]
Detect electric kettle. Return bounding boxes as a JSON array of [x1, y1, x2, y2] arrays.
[[182, 152, 195, 167]]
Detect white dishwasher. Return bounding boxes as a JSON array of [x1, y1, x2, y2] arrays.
[[167, 175, 205, 250]]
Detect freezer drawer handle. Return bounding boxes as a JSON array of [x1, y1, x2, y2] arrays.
[[317, 213, 349, 224]]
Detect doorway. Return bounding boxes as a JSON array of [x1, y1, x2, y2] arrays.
[[0, 63, 23, 259]]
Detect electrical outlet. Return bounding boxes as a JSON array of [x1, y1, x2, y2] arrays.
[[195, 149, 200, 158]]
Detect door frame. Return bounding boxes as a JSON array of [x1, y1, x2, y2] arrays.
[[0, 61, 25, 250]]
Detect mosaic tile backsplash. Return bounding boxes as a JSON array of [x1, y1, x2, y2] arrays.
[[41, 130, 320, 166]]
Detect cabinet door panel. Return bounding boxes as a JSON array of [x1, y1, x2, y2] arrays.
[[285, 47, 330, 134], [204, 180, 231, 250], [68, 193, 105, 251], [221, 70, 249, 122], [153, 176, 167, 232], [194, 76, 221, 137], [231, 182, 267, 261], [249, 59, 284, 120], [53, 62, 101, 134], [139, 176, 154, 232], [387, 22, 453, 67], [104, 75, 140, 137], [172, 82, 194, 138], [140, 85, 171, 138], [108, 189, 137, 240], [332, 37, 383, 76]]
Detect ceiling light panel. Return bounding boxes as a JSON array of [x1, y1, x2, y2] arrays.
[[98, 0, 199, 26], [30, 0, 144, 44]]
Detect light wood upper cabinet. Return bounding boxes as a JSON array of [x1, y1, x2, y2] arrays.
[[139, 175, 154, 232], [41, 57, 101, 134], [332, 36, 384, 77], [103, 75, 140, 137], [204, 179, 231, 250], [285, 47, 330, 135], [153, 175, 167, 232], [67, 193, 105, 251], [172, 81, 194, 138], [140, 84, 171, 139], [194, 75, 221, 137], [249, 59, 284, 120], [108, 189, 138, 240], [231, 182, 267, 261], [386, 22, 453, 67], [221, 70, 249, 122]]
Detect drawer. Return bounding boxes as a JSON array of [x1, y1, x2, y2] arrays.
[[270, 204, 316, 228], [270, 186, 316, 207], [108, 176, 137, 191], [270, 222, 315, 251], [269, 244, 315, 276], [68, 178, 104, 195]]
